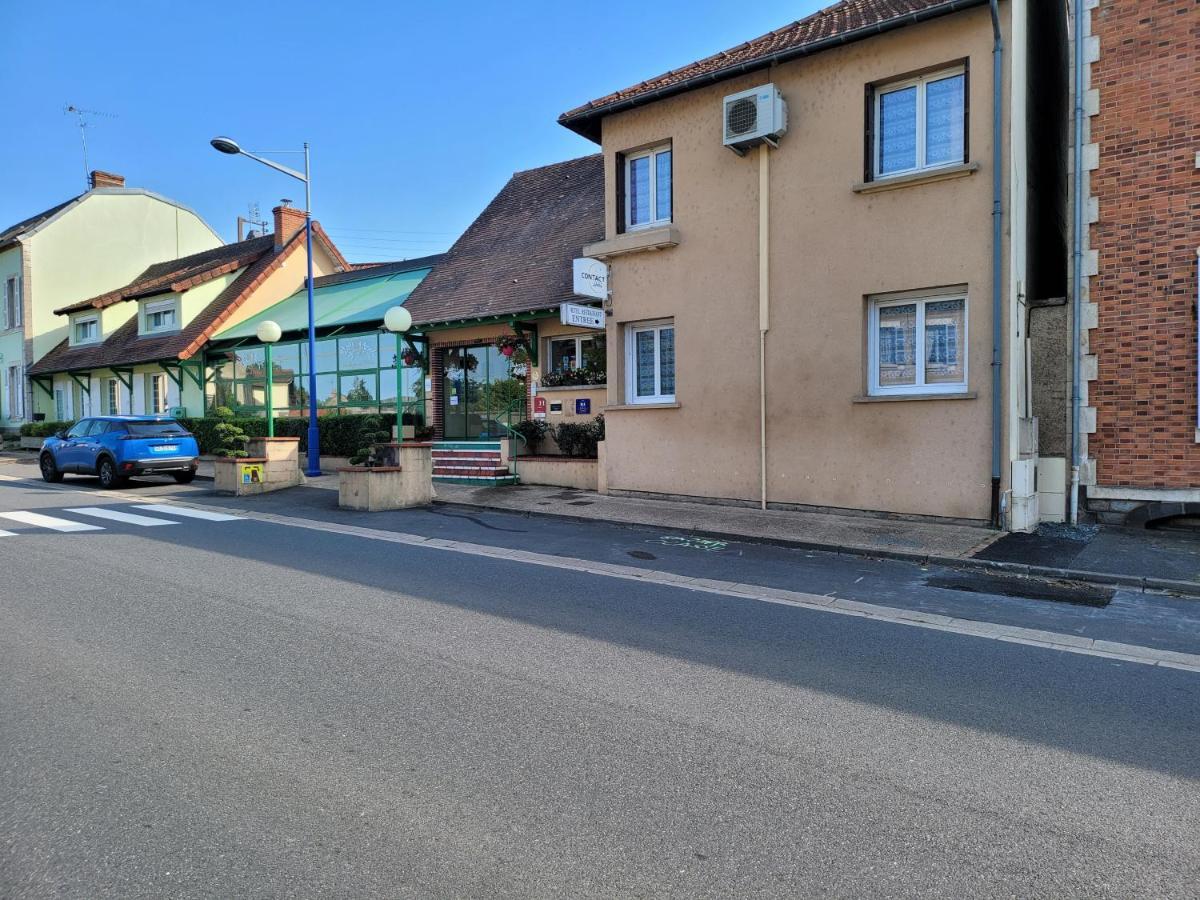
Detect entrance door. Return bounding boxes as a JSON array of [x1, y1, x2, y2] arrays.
[[441, 345, 524, 440]]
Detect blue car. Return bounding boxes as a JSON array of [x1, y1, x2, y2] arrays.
[[40, 415, 200, 489]]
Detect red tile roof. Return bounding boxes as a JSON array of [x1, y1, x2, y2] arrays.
[[559, 0, 987, 140]]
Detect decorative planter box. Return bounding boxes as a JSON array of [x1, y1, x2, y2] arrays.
[[337, 443, 435, 511], [213, 457, 270, 495], [214, 437, 301, 496]]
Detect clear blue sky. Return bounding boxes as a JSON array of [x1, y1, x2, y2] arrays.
[[1, 0, 823, 263]]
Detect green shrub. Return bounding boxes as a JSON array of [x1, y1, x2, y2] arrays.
[[348, 415, 393, 467], [510, 419, 548, 453], [19, 420, 74, 438], [551, 415, 604, 458], [211, 421, 250, 459], [178, 413, 387, 457]]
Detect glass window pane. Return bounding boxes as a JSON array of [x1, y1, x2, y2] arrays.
[[878, 86, 918, 175], [290, 376, 309, 409], [340, 373, 377, 405], [315, 373, 338, 408], [234, 346, 264, 380], [926, 75, 965, 166], [271, 343, 301, 380], [925, 299, 966, 385], [877, 304, 917, 387], [581, 334, 607, 371], [338, 334, 378, 371], [635, 330, 656, 397], [655, 150, 672, 222], [314, 339, 338, 373], [628, 155, 651, 226], [659, 327, 675, 396], [550, 338, 578, 373]]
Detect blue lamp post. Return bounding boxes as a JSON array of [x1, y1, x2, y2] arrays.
[[211, 136, 322, 476]]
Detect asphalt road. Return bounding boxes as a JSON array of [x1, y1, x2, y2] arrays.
[[0, 473, 1198, 898]]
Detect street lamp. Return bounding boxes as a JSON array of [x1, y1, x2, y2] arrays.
[[256, 320, 282, 437], [211, 135, 322, 476], [383, 306, 412, 442]]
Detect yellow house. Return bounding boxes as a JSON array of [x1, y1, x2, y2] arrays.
[[27, 206, 348, 419], [0, 170, 221, 430], [558, 0, 1069, 530]]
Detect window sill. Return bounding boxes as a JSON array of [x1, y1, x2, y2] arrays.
[[605, 401, 680, 411], [583, 226, 680, 260], [853, 391, 976, 403], [537, 383, 607, 392], [853, 162, 979, 194]]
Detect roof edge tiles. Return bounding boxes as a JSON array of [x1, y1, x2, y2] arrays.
[[558, 0, 988, 141]]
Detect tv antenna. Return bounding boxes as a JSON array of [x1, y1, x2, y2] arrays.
[[64, 104, 118, 189], [237, 202, 269, 241]]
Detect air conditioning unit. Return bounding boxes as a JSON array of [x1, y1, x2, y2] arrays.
[[723, 84, 788, 154]]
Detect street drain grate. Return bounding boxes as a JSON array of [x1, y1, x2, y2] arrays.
[[925, 572, 1114, 607]]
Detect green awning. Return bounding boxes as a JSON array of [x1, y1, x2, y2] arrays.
[[213, 266, 433, 341]]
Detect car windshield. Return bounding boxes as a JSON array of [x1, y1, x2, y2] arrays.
[[125, 421, 187, 437]]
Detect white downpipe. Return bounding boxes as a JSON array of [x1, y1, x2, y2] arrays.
[[758, 144, 770, 511]]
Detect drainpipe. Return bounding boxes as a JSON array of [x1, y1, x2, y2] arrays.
[[989, 0, 1004, 528], [1069, 0, 1086, 525], [758, 143, 770, 511]]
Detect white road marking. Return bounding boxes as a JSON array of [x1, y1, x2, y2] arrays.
[[65, 507, 177, 527], [132, 504, 242, 522], [0, 510, 104, 533], [0, 529, 16, 537]]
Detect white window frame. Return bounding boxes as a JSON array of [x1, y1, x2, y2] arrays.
[[148, 372, 168, 414], [623, 144, 672, 231], [5, 364, 23, 419], [105, 377, 122, 415], [624, 319, 676, 405], [868, 293, 969, 396], [141, 297, 180, 335], [547, 334, 605, 375], [71, 313, 100, 345], [873, 66, 966, 179], [3, 275, 21, 330]]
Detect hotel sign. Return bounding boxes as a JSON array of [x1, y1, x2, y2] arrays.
[[560, 302, 604, 330]]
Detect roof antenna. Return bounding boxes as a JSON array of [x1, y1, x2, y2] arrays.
[[64, 104, 118, 190]]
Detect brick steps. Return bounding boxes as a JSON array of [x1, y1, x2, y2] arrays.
[[431, 441, 517, 486]]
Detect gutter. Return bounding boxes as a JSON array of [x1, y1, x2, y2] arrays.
[[1069, 0, 1086, 524], [560, 0, 991, 140], [988, 0, 1004, 528]]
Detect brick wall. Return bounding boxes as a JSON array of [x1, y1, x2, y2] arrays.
[[1088, 0, 1200, 488]]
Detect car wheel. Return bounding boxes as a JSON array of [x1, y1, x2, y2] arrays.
[[39, 453, 64, 483], [173, 471, 196, 484], [97, 457, 126, 490]]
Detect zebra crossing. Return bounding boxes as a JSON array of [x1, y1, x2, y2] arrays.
[[0, 503, 243, 536]]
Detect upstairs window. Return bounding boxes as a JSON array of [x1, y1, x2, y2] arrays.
[[873, 66, 966, 179], [2, 276, 20, 330], [623, 144, 672, 231], [142, 297, 179, 335], [72, 314, 99, 344]]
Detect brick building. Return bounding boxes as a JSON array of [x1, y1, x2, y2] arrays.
[[1078, 0, 1200, 523]]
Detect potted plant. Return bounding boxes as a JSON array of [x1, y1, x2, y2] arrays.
[[338, 415, 434, 511]]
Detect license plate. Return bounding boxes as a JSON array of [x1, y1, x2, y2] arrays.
[[151, 445, 179, 454]]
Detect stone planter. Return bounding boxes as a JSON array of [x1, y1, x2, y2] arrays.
[[337, 442, 434, 511], [213, 457, 269, 495]]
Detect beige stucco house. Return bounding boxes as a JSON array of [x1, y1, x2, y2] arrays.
[[559, 0, 1068, 529], [0, 170, 222, 431]]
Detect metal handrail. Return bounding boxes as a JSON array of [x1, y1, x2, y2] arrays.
[[499, 396, 528, 482]]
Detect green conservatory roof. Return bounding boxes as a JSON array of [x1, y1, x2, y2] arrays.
[[213, 258, 439, 342]]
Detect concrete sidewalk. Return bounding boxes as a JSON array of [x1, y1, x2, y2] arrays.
[[433, 482, 1001, 560]]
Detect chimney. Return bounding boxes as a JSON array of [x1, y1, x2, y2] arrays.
[[273, 203, 307, 249], [89, 170, 125, 189]]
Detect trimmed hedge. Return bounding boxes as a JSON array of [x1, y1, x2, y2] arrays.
[[551, 415, 605, 458], [19, 420, 74, 438], [178, 413, 392, 457]]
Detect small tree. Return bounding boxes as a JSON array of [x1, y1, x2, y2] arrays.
[[212, 420, 249, 458], [348, 415, 393, 467]]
